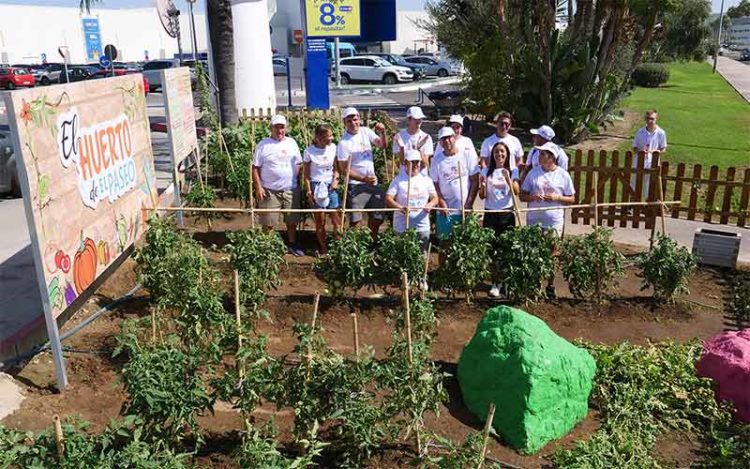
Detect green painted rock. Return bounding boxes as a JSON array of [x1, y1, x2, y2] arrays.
[[457, 306, 596, 454]]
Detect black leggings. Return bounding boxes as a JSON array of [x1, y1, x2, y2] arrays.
[[483, 212, 516, 237]]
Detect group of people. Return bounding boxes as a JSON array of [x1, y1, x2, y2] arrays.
[[250, 106, 666, 296]]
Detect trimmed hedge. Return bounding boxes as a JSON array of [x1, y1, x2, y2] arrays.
[[632, 63, 670, 88]]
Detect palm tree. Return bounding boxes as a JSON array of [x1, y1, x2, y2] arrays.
[[79, 0, 238, 125]]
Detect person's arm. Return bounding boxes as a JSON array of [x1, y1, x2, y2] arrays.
[[331, 164, 340, 190], [433, 182, 448, 211], [466, 173, 479, 209], [385, 187, 407, 213], [541, 192, 575, 204], [252, 165, 266, 200], [303, 161, 313, 205], [424, 190, 439, 213], [370, 123, 387, 149], [519, 175, 543, 202], [479, 174, 487, 200]]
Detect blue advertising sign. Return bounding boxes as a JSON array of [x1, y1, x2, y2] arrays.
[[305, 38, 330, 110], [358, 0, 396, 42], [81, 18, 103, 61]]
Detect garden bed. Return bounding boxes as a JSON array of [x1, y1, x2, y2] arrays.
[[0, 210, 733, 468]]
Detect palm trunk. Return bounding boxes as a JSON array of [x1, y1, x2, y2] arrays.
[[207, 0, 239, 125]]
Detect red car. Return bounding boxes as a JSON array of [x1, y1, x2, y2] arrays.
[[87, 68, 149, 96], [0, 67, 35, 90]]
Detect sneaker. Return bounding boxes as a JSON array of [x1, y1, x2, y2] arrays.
[[545, 285, 557, 300], [288, 244, 305, 257], [489, 284, 501, 298]]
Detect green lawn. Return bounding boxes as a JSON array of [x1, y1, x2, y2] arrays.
[[621, 61, 750, 170]]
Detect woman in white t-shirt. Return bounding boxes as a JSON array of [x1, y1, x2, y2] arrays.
[[479, 141, 520, 297], [519, 142, 575, 299], [385, 150, 438, 251], [303, 124, 342, 254]]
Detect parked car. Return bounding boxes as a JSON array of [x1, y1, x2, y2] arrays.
[[403, 56, 461, 77], [29, 66, 54, 85], [87, 69, 150, 95], [0, 67, 35, 90], [0, 130, 20, 197], [740, 49, 750, 61], [273, 57, 288, 76], [42, 63, 66, 83], [366, 53, 426, 80], [141, 59, 195, 91], [334, 56, 413, 85], [59, 65, 99, 83]]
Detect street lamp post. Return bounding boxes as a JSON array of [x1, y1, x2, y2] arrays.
[[186, 0, 199, 61], [167, 4, 182, 64], [713, 0, 725, 74]]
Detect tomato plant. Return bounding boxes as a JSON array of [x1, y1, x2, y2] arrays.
[[636, 234, 697, 302], [184, 183, 217, 227], [225, 229, 286, 308], [315, 228, 376, 296], [559, 227, 625, 301], [494, 225, 557, 303], [375, 229, 425, 288], [432, 216, 494, 302]]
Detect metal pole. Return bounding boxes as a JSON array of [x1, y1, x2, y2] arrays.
[[188, 0, 198, 61], [713, 0, 725, 74], [334, 37, 341, 87], [286, 57, 292, 108]]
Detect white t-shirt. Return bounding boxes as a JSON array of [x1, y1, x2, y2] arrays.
[[303, 144, 337, 183], [430, 146, 480, 213], [253, 137, 302, 191], [521, 166, 575, 229], [386, 172, 436, 233], [337, 127, 380, 185], [455, 135, 479, 166], [632, 126, 667, 168], [479, 133, 523, 170], [392, 129, 434, 157], [527, 142, 569, 170], [481, 167, 519, 210]]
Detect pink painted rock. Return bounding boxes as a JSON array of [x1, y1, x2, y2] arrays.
[[696, 329, 750, 422]]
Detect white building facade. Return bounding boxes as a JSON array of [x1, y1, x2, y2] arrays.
[[729, 17, 750, 49]]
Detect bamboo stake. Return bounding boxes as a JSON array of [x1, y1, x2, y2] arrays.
[[405, 169, 412, 230], [592, 171, 599, 227], [402, 272, 413, 364], [351, 312, 359, 358], [53, 415, 64, 459], [458, 161, 466, 223], [657, 173, 667, 236], [234, 270, 242, 351], [308, 292, 321, 362], [249, 166, 256, 229], [150, 308, 156, 343], [505, 170, 524, 227], [478, 403, 497, 469], [422, 242, 431, 299], [340, 156, 353, 232]]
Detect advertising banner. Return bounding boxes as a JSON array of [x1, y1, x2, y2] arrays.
[[3, 74, 157, 388], [162, 67, 197, 168], [82, 18, 103, 61], [305, 0, 361, 38]]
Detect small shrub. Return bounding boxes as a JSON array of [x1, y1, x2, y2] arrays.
[[494, 225, 556, 303], [559, 227, 625, 301], [637, 234, 696, 301], [315, 228, 375, 296], [632, 63, 670, 88], [432, 216, 494, 302], [375, 229, 425, 288], [184, 183, 217, 226], [225, 229, 286, 308]]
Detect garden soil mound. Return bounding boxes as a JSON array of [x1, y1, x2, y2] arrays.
[[457, 306, 596, 454], [696, 329, 750, 422]]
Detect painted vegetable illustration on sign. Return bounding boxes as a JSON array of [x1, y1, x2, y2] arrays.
[[97, 240, 111, 265], [73, 234, 98, 294], [64, 282, 76, 306], [48, 277, 63, 310], [54, 249, 71, 273]]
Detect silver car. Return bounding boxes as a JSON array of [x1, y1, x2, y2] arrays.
[[403, 56, 462, 77], [141, 59, 183, 91], [335, 55, 413, 85], [273, 57, 288, 76]]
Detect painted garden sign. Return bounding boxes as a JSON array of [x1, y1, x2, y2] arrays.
[[4, 74, 156, 322]]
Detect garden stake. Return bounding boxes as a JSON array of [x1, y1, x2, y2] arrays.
[[340, 156, 353, 232], [478, 403, 496, 469], [53, 415, 64, 458], [657, 173, 667, 236], [249, 162, 255, 229], [405, 168, 412, 229], [458, 161, 466, 223], [308, 292, 321, 362], [422, 242, 431, 299], [592, 171, 599, 227], [234, 270, 244, 378], [351, 312, 359, 358], [402, 273, 413, 364], [505, 170, 523, 226], [150, 308, 156, 343]]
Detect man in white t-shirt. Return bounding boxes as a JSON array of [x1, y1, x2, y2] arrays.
[[393, 106, 433, 172], [631, 109, 667, 199], [430, 127, 480, 238], [252, 114, 304, 256], [479, 111, 523, 170], [385, 150, 438, 247], [336, 106, 388, 237], [525, 125, 568, 171], [449, 114, 479, 170]]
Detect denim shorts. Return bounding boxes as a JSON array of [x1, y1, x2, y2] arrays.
[[310, 181, 340, 209]]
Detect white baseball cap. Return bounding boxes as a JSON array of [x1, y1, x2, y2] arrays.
[[448, 114, 464, 126], [342, 107, 359, 119], [405, 149, 422, 162], [270, 114, 287, 126], [438, 127, 455, 139], [534, 142, 558, 155], [406, 106, 426, 120], [530, 125, 555, 141]]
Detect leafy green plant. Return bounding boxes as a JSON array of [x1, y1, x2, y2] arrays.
[[432, 216, 494, 302], [632, 63, 671, 88], [637, 234, 697, 301], [184, 183, 217, 227], [236, 420, 327, 468], [418, 432, 500, 468], [559, 227, 625, 301], [225, 229, 286, 308], [494, 225, 556, 303], [730, 276, 750, 321], [375, 229, 425, 288], [315, 228, 376, 296]]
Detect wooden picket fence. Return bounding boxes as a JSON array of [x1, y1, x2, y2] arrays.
[[569, 150, 750, 229], [240, 107, 343, 121]]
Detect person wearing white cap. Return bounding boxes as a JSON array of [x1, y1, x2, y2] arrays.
[[336, 106, 388, 236], [448, 113, 480, 172], [479, 111, 523, 171], [520, 142, 576, 299], [385, 149, 438, 251], [252, 114, 305, 256], [392, 106, 433, 173], [526, 124, 568, 171], [303, 123, 342, 254], [430, 126, 480, 238]]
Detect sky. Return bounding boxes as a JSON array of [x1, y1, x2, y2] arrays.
[[0, 0, 742, 14]]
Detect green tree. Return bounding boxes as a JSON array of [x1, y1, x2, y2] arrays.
[[649, 0, 711, 61], [728, 0, 750, 18]]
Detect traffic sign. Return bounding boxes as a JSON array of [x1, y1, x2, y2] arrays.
[[104, 44, 118, 60], [99, 56, 111, 68], [305, 0, 361, 38]]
